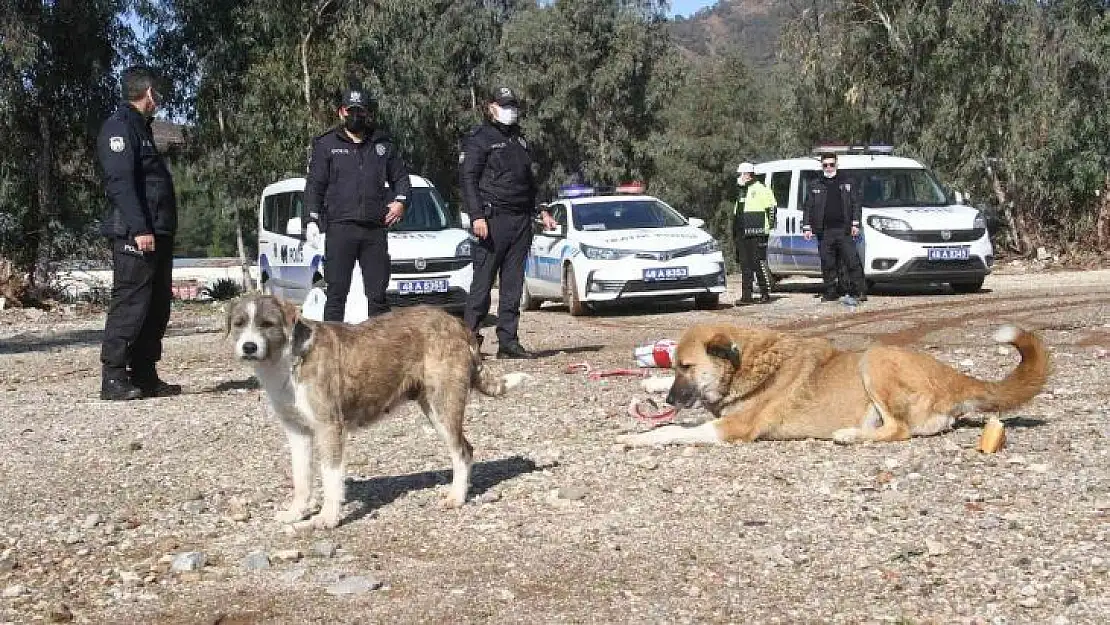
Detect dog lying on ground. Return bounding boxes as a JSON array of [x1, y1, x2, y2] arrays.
[[226, 294, 528, 529], [618, 323, 1048, 447]]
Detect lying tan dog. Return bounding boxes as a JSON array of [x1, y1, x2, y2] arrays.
[[226, 295, 528, 529], [618, 323, 1048, 447]]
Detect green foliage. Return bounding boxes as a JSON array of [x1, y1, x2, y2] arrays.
[[0, 0, 134, 277], [202, 277, 241, 300], [777, 0, 1110, 253], [1, 0, 1107, 272]]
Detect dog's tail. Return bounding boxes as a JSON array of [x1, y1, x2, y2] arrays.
[[965, 325, 1050, 412], [469, 342, 530, 397]]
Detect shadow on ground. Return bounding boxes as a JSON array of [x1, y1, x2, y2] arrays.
[[343, 455, 543, 525]]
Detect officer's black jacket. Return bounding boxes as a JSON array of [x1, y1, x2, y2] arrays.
[[96, 103, 177, 238], [458, 121, 537, 220], [801, 175, 862, 235], [304, 126, 411, 229]]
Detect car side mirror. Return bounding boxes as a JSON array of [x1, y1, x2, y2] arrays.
[[688, 217, 706, 229], [459, 212, 470, 229], [285, 217, 303, 238]]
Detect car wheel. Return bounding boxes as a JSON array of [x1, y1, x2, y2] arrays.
[[950, 278, 985, 294], [694, 293, 719, 310], [563, 265, 588, 316], [521, 281, 541, 311]]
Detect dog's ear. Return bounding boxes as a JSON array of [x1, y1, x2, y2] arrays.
[[705, 333, 741, 368], [278, 298, 301, 328], [223, 297, 241, 338], [291, 319, 314, 360]]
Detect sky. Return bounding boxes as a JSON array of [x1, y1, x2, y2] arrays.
[[668, 0, 718, 17]]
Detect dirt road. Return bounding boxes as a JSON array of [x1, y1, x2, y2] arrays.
[[1, 270, 1107, 624]]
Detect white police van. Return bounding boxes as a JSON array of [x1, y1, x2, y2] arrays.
[[523, 184, 726, 315], [257, 174, 473, 323], [758, 145, 993, 293]]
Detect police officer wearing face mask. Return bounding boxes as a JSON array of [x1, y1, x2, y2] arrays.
[[303, 87, 411, 321], [802, 152, 867, 302], [96, 65, 180, 401], [459, 86, 556, 359]]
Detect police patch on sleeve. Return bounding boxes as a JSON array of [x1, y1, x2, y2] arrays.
[[376, 143, 387, 156], [109, 136, 125, 153]]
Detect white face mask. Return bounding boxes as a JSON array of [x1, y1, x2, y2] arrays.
[[822, 164, 837, 179], [493, 104, 519, 126]]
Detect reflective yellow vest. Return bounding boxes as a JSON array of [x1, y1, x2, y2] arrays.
[[734, 180, 776, 235]]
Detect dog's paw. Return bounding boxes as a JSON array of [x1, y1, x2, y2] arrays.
[[616, 433, 647, 448], [438, 494, 466, 510], [832, 428, 862, 445], [307, 511, 340, 530], [501, 372, 531, 390], [275, 507, 311, 524]]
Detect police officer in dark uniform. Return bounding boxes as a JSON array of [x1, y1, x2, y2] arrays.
[[460, 86, 556, 359], [97, 66, 180, 401], [303, 87, 411, 321], [802, 152, 867, 302]]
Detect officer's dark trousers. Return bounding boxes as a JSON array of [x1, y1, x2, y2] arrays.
[[736, 234, 769, 298], [817, 230, 866, 298], [464, 211, 532, 345], [101, 235, 174, 380], [323, 223, 390, 322]]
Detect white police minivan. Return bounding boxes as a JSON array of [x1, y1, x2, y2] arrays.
[[758, 146, 993, 293], [523, 184, 726, 315], [257, 174, 473, 323]]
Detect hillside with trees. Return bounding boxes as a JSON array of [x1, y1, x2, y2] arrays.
[[1, 0, 1107, 296]]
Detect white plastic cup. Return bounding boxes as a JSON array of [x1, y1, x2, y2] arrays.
[[633, 339, 678, 368]]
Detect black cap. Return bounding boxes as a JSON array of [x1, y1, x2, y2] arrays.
[[491, 86, 519, 107], [341, 87, 372, 110]]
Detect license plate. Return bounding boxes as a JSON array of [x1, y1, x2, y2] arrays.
[[643, 267, 688, 282], [397, 279, 449, 294], [927, 246, 970, 261]]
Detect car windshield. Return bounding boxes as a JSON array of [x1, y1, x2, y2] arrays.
[[572, 199, 687, 231], [393, 186, 452, 231], [841, 168, 949, 207]]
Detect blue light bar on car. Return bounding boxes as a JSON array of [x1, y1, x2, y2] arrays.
[[558, 184, 595, 198], [812, 144, 895, 155]]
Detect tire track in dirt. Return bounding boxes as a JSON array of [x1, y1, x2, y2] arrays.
[[579, 289, 1110, 349]]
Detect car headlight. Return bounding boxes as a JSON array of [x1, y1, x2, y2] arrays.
[[973, 211, 986, 229], [691, 239, 720, 254], [580, 243, 630, 260], [455, 238, 472, 258], [867, 216, 912, 232]]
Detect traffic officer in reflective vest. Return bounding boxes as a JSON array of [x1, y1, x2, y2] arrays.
[[732, 162, 776, 305], [459, 86, 556, 359]]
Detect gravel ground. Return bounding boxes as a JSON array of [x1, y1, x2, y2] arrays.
[[1, 269, 1108, 624]]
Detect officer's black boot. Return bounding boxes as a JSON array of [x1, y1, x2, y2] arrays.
[[131, 363, 182, 397], [101, 367, 143, 401], [496, 341, 535, 360]]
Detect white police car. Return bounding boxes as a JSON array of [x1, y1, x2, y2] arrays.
[[257, 174, 473, 323], [523, 184, 726, 315], [759, 145, 993, 293]]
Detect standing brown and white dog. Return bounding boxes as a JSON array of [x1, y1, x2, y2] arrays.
[[226, 294, 528, 529]]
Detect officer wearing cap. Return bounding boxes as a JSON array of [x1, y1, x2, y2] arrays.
[[303, 86, 411, 321], [732, 162, 776, 305], [459, 86, 556, 359], [96, 65, 180, 401]]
